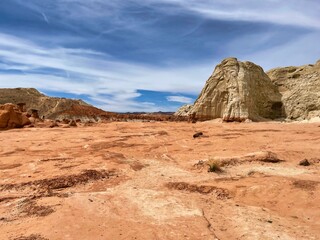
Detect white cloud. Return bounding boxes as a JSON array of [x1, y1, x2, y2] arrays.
[[1, 1, 320, 111], [243, 32, 320, 70], [151, 0, 320, 29], [41, 12, 49, 24], [167, 95, 193, 104], [14, 0, 320, 30], [88, 95, 160, 113], [1, 27, 319, 112], [0, 33, 211, 112]]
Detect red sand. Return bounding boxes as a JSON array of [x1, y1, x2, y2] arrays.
[[0, 121, 319, 239]]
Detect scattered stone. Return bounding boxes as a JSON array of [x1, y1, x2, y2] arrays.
[[299, 159, 311, 166], [69, 120, 77, 127], [193, 132, 203, 138]]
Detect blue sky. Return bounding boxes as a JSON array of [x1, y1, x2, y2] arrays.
[[0, 0, 319, 112]]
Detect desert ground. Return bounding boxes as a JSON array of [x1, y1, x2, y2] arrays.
[[0, 121, 319, 240]]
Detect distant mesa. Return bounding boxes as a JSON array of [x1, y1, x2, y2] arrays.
[[0, 88, 106, 123], [0, 88, 187, 129], [175, 58, 320, 122]]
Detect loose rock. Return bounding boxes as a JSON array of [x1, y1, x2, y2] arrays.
[[299, 159, 311, 166], [193, 132, 203, 138]]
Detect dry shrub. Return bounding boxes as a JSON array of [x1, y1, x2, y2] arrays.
[[207, 159, 223, 173]]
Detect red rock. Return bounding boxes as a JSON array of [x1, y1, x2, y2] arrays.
[[0, 103, 31, 129]]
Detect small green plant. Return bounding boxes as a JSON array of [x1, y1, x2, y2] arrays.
[[207, 159, 223, 173]]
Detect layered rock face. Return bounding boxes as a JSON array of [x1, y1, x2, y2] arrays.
[[0, 103, 31, 129], [267, 60, 320, 120], [187, 58, 283, 121], [0, 88, 104, 121], [174, 104, 193, 117]]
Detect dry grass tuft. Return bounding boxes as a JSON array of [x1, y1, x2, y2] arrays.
[[207, 159, 223, 173]]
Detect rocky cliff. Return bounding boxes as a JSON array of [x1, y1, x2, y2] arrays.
[[184, 58, 283, 121], [0, 88, 105, 121], [267, 60, 320, 120]]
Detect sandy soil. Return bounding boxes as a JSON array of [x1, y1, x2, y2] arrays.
[[0, 121, 319, 240]]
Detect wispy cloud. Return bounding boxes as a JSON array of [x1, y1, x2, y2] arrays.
[[0, 1, 319, 112], [244, 32, 320, 70], [0, 33, 209, 111], [157, 0, 320, 29], [167, 96, 193, 104], [41, 12, 49, 24], [15, 0, 320, 29], [88, 95, 160, 113]]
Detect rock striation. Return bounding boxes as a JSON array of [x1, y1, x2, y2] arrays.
[[0, 103, 31, 129], [184, 58, 283, 121], [267, 60, 320, 120]]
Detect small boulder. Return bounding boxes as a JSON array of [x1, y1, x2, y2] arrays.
[[0, 103, 31, 129], [299, 159, 311, 166], [193, 132, 203, 138]]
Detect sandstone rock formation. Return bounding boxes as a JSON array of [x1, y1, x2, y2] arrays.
[[0, 103, 31, 129], [267, 60, 320, 120], [185, 58, 283, 121], [174, 104, 193, 117], [51, 104, 106, 122], [0, 88, 105, 121]]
